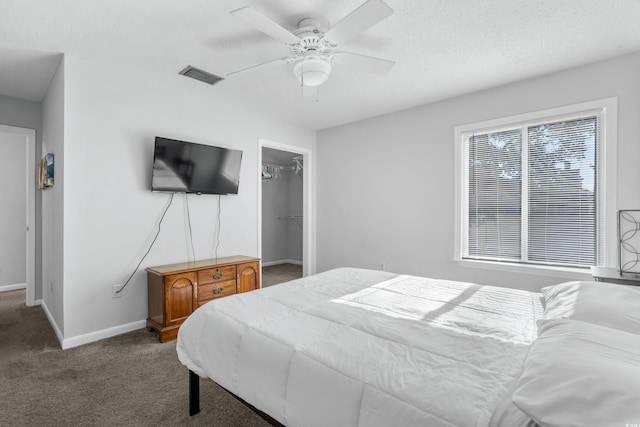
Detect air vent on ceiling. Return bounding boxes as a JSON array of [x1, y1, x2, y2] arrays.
[[179, 65, 224, 85]]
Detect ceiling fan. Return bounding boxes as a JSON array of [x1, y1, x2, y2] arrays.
[[228, 0, 395, 96]]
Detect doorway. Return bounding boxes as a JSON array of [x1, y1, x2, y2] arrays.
[[0, 125, 36, 306], [258, 139, 313, 287]]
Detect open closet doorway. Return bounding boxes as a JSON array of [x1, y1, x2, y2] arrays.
[[258, 140, 312, 288]]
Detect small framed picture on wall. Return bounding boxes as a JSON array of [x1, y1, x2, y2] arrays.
[[38, 153, 54, 189]]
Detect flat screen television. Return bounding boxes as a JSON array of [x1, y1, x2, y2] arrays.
[[151, 137, 243, 195]]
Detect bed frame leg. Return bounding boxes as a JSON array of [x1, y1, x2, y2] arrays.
[[189, 370, 200, 416]]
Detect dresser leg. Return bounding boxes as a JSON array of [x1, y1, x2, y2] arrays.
[[189, 370, 200, 416]]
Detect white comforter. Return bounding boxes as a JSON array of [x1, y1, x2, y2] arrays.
[[177, 268, 542, 427]]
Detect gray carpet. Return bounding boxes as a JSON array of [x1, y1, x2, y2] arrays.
[[262, 264, 303, 288], [0, 290, 271, 427]]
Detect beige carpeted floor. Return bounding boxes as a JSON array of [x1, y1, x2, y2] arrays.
[[0, 289, 271, 427], [261, 263, 303, 288]]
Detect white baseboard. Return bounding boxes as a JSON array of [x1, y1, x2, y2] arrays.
[[40, 299, 64, 348], [0, 282, 26, 292], [38, 300, 148, 350], [26, 298, 41, 308], [262, 259, 303, 267], [61, 319, 147, 350], [38, 298, 147, 350]]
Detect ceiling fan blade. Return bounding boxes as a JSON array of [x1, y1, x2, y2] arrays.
[[230, 6, 300, 45], [334, 51, 395, 75], [323, 0, 393, 45], [227, 56, 293, 77]]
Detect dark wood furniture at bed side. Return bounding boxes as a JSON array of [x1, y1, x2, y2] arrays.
[[146, 255, 260, 343]]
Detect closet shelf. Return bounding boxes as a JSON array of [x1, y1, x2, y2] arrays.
[[278, 214, 303, 219], [261, 158, 303, 180]]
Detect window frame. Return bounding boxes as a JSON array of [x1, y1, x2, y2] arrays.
[[453, 98, 618, 278]]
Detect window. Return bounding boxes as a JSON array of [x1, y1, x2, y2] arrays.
[[455, 99, 617, 272]]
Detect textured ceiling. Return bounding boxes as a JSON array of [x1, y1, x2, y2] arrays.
[[0, 49, 61, 103], [1, 0, 640, 130]]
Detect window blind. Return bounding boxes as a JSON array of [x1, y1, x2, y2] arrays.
[[462, 113, 601, 268], [527, 117, 597, 267], [468, 129, 522, 261]]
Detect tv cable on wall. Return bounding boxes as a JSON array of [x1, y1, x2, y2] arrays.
[[211, 195, 222, 263], [184, 193, 196, 261], [116, 192, 175, 295]]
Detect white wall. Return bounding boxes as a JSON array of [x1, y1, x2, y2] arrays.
[[41, 59, 65, 337], [59, 55, 315, 347], [262, 172, 290, 264], [317, 52, 640, 292], [0, 95, 42, 299], [0, 132, 26, 287], [286, 173, 303, 262], [261, 161, 304, 265]]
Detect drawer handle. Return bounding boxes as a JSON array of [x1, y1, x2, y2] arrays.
[[211, 272, 224, 280], [211, 287, 224, 295]]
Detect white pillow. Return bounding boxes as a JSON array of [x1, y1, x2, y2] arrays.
[[540, 280, 640, 335], [513, 319, 640, 427]]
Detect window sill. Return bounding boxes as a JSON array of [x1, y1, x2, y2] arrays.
[[455, 258, 595, 280]]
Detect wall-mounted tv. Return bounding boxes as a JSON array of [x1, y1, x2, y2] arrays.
[[151, 137, 243, 195]]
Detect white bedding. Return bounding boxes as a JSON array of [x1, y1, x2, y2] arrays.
[[177, 268, 543, 427]]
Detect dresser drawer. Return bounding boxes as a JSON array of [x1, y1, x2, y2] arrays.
[[198, 279, 236, 304], [197, 266, 236, 286]]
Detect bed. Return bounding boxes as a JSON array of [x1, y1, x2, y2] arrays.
[[176, 267, 640, 427]]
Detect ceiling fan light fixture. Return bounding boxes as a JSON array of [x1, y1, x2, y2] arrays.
[[293, 57, 332, 87]]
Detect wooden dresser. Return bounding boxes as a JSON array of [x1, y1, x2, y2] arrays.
[[146, 255, 260, 342]]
